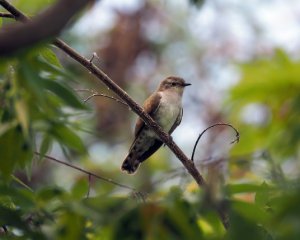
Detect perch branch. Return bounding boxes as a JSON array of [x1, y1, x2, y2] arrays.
[[191, 123, 240, 162]]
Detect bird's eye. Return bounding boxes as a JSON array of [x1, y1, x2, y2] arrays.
[[171, 82, 176, 86]]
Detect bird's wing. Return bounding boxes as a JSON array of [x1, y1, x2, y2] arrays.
[[134, 92, 162, 137], [138, 139, 163, 163], [169, 108, 183, 134]]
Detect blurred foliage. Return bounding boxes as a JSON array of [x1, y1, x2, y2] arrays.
[[12, 0, 56, 15], [228, 50, 300, 158], [1, 0, 300, 239], [0, 46, 87, 180]]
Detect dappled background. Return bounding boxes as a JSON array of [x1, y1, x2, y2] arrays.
[[1, 0, 300, 239]]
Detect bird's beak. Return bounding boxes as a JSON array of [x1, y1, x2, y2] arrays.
[[183, 83, 192, 87]]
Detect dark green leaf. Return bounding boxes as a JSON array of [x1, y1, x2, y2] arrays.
[[43, 79, 86, 110], [39, 135, 52, 160], [52, 124, 86, 153], [0, 126, 32, 180]]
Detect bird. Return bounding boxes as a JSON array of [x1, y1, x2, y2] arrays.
[[121, 76, 191, 174]]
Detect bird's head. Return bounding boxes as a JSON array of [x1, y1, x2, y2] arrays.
[[158, 76, 191, 95]]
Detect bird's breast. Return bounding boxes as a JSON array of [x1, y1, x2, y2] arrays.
[[155, 92, 182, 132]]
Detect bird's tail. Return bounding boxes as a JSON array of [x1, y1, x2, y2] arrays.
[[121, 152, 140, 174]]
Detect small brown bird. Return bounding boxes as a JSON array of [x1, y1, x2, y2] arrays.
[[121, 76, 191, 174]]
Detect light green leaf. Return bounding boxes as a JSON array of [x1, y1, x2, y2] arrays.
[[227, 183, 272, 195], [39, 47, 62, 68], [71, 178, 89, 199], [14, 98, 29, 137]]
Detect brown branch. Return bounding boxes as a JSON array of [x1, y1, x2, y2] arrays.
[[191, 123, 240, 162], [3, 1, 232, 229], [0, 0, 90, 56], [0, 12, 14, 18], [34, 152, 139, 192]]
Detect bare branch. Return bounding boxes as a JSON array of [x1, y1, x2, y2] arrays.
[[34, 152, 139, 193], [76, 89, 128, 106], [0, 0, 90, 56], [0, 12, 14, 18], [191, 123, 240, 162]]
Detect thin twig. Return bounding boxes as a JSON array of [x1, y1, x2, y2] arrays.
[[191, 123, 240, 162], [84, 94, 128, 106], [86, 94, 127, 105], [89, 52, 101, 64], [76, 89, 128, 106], [0, 12, 14, 18], [34, 152, 138, 192]]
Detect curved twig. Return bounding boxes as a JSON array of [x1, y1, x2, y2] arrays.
[[84, 94, 128, 105], [191, 123, 240, 162], [76, 89, 128, 106]]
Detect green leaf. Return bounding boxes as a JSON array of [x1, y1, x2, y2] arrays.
[[227, 183, 272, 195], [39, 135, 52, 160], [226, 210, 273, 240], [43, 79, 86, 110], [36, 53, 71, 78], [255, 182, 274, 207], [52, 124, 86, 153], [36, 187, 65, 203], [0, 126, 32, 180], [56, 211, 86, 240], [14, 98, 29, 137], [18, 59, 45, 100], [232, 200, 270, 223], [0, 120, 17, 137], [71, 178, 89, 199], [39, 47, 62, 68]]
